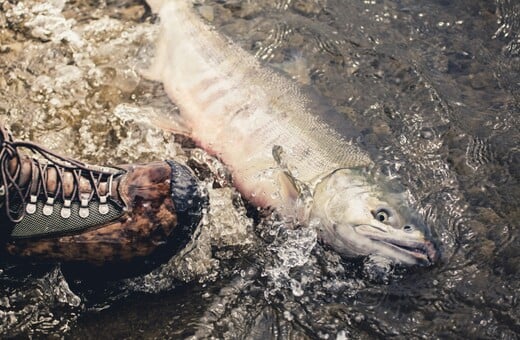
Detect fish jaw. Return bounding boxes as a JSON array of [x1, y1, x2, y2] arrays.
[[316, 221, 437, 266], [353, 224, 438, 265], [311, 169, 439, 266]]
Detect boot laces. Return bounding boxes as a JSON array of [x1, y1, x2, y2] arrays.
[[0, 128, 124, 223]]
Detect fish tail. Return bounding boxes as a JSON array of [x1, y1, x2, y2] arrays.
[[142, 0, 193, 82], [145, 0, 192, 14], [145, 0, 166, 14]]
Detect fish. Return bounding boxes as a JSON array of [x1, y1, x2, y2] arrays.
[[144, 0, 438, 265]]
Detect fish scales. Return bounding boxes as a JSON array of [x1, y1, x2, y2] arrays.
[[148, 1, 372, 211]]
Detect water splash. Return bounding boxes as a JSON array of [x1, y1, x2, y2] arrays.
[[262, 220, 317, 298]]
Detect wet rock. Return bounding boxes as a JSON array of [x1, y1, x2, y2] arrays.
[[292, 0, 325, 16], [468, 72, 495, 90], [274, 53, 311, 84], [420, 127, 435, 139], [31, 75, 54, 95], [198, 5, 214, 22], [118, 5, 146, 21], [24, 2, 82, 47], [235, 2, 262, 19], [372, 121, 391, 136]]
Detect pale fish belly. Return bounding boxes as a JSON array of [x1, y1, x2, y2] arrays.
[[146, 0, 372, 212]]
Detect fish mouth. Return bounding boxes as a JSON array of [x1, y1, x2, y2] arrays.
[[375, 238, 439, 265], [353, 224, 439, 265]]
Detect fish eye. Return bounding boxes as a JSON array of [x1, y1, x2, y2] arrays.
[[374, 208, 390, 223]]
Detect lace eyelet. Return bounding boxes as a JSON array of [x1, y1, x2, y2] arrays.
[[42, 197, 55, 216], [61, 199, 72, 218], [26, 195, 37, 214], [79, 197, 90, 218], [98, 195, 109, 215]]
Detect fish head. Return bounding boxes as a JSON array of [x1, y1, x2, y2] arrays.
[[311, 169, 438, 266]]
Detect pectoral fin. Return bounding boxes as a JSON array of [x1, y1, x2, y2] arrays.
[[148, 111, 192, 136], [272, 145, 313, 222], [278, 170, 300, 202]]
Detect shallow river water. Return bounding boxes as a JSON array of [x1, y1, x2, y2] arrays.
[[0, 0, 518, 338]]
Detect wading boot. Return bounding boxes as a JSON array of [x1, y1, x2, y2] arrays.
[[0, 125, 205, 267]]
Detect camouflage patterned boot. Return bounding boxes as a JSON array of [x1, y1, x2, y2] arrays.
[[0, 125, 205, 266]]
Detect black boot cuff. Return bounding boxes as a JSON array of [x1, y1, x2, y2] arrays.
[[165, 160, 206, 253]]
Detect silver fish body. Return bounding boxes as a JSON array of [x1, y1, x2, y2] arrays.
[[146, 0, 438, 265]]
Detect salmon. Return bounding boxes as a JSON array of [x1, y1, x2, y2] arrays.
[[144, 0, 438, 265]]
